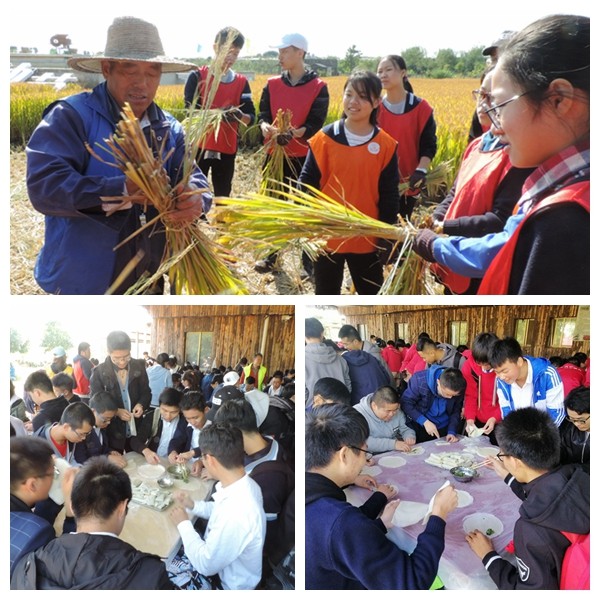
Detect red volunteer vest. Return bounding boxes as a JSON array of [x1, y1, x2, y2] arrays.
[[377, 99, 433, 187], [197, 66, 247, 154], [267, 76, 326, 157], [309, 126, 398, 254], [431, 137, 513, 293], [477, 181, 590, 294]]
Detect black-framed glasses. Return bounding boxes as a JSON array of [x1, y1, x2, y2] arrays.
[[567, 415, 590, 424], [483, 91, 532, 129], [496, 452, 509, 462], [348, 445, 374, 462], [74, 429, 92, 440], [471, 88, 491, 103]]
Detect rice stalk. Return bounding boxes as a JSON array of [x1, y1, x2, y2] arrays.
[[87, 102, 248, 295], [400, 160, 453, 198]]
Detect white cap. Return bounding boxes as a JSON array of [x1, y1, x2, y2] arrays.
[[270, 33, 308, 52], [223, 370, 240, 386]]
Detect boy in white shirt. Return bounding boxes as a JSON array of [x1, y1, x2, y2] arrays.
[[169, 423, 266, 589]]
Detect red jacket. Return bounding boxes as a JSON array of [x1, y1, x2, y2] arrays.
[[381, 345, 404, 372], [461, 350, 501, 424], [400, 345, 426, 375], [557, 363, 586, 397]]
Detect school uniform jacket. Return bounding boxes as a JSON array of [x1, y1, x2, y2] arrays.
[[299, 119, 400, 254], [461, 350, 501, 424], [494, 356, 565, 426], [305, 471, 446, 589]]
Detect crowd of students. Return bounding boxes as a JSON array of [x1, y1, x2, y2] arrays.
[[304, 316, 590, 589], [10, 331, 295, 590]]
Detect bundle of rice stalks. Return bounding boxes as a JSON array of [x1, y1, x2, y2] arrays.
[[400, 160, 453, 199], [88, 102, 248, 295], [257, 108, 297, 194], [213, 182, 434, 294]]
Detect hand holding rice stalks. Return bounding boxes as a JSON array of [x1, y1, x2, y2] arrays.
[[87, 102, 247, 295], [213, 181, 435, 294]]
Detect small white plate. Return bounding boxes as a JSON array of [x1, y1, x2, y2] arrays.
[[137, 464, 165, 479], [456, 490, 474, 508], [463, 512, 504, 538], [361, 465, 382, 477]]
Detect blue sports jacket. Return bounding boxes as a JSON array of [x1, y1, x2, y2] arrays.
[[26, 82, 210, 294]]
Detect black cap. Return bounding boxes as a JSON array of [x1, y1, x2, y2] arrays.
[[206, 385, 245, 421], [482, 30, 515, 56]]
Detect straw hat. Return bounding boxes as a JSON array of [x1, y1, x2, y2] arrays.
[[67, 16, 196, 74]]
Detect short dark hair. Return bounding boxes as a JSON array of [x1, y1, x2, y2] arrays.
[[78, 342, 90, 354], [416, 337, 436, 352], [10, 437, 54, 491], [564, 386, 590, 414], [313, 377, 351, 405], [214, 399, 258, 433], [107, 331, 131, 352], [60, 401, 95, 428], [371, 385, 400, 407], [305, 317, 324, 339], [439, 368, 467, 394], [24, 370, 53, 394], [305, 403, 369, 470], [52, 372, 74, 391], [181, 391, 207, 412], [495, 407, 560, 470], [156, 352, 170, 366], [489, 337, 523, 368], [246, 375, 256, 385], [159, 387, 183, 407], [215, 26, 245, 48], [199, 423, 245, 469], [71, 457, 132, 521], [471, 333, 500, 364], [338, 324, 361, 341], [271, 370, 284, 380], [281, 382, 295, 401], [90, 391, 118, 413]]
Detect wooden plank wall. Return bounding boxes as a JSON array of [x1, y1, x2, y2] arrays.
[[336, 305, 589, 359], [145, 305, 295, 373]]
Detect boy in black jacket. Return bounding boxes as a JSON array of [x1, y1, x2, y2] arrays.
[[465, 407, 590, 589]]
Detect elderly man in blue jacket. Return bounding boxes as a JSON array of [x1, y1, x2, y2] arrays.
[[26, 16, 211, 294], [400, 365, 466, 443]]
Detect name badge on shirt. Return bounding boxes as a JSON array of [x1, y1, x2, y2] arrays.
[[368, 142, 380, 155]]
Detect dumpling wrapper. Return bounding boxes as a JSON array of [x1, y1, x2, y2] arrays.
[[392, 501, 430, 527], [463, 512, 504, 538], [403, 446, 424, 456], [48, 457, 71, 505], [378, 455, 407, 468], [456, 490, 474, 508], [476, 446, 499, 458], [361, 465, 382, 476], [468, 426, 485, 438]]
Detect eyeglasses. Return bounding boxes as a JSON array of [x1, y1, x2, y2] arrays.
[[96, 414, 115, 425], [496, 452, 509, 462], [483, 91, 532, 129], [74, 429, 92, 440], [111, 353, 131, 364], [567, 415, 590, 424], [471, 88, 491, 103], [348, 445, 374, 462]]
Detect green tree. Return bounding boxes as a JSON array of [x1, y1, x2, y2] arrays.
[[340, 45, 362, 73], [10, 329, 29, 354], [401, 47, 432, 76], [41, 321, 72, 353]]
